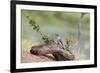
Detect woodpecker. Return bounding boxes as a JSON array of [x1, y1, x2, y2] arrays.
[[55, 34, 64, 49]]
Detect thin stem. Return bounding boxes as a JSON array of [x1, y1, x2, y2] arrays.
[[77, 13, 85, 57]]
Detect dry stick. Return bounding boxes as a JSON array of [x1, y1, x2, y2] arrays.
[[77, 13, 85, 59]]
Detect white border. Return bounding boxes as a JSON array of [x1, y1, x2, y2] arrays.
[[16, 4, 94, 69]]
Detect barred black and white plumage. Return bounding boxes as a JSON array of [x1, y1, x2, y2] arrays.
[[55, 34, 64, 49]]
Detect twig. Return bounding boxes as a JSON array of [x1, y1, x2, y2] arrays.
[[77, 13, 85, 57]]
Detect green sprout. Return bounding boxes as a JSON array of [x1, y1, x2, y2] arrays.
[[64, 36, 76, 51], [26, 16, 50, 43]]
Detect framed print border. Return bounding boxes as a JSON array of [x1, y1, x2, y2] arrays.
[[10, 0, 97, 72]]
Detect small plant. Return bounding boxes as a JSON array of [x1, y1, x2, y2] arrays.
[[26, 16, 50, 43], [64, 36, 76, 51]]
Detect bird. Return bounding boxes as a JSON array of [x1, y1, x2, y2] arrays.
[[54, 34, 64, 49]]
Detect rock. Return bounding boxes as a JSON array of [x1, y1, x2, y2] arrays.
[[21, 52, 55, 63]]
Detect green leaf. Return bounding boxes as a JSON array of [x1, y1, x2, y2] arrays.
[[29, 20, 36, 26], [42, 35, 50, 43]]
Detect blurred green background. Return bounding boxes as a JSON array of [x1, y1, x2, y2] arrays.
[[21, 10, 90, 60]]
